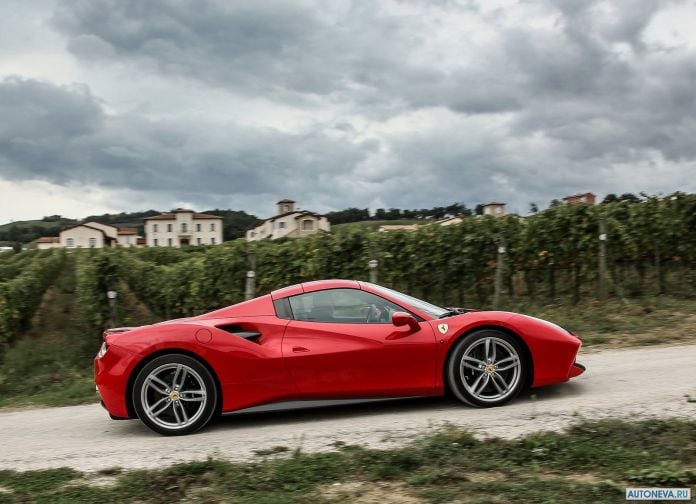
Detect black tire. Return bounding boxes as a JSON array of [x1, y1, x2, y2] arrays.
[[133, 354, 218, 436], [446, 329, 527, 408]]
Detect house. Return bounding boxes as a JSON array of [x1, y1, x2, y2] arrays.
[[144, 208, 223, 247], [246, 199, 330, 241], [59, 222, 118, 248], [36, 220, 144, 249], [562, 192, 596, 205], [117, 227, 139, 247], [36, 237, 60, 249], [482, 202, 506, 217]]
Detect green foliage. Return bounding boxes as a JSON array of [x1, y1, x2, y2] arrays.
[[104, 193, 696, 318], [75, 250, 119, 334], [0, 249, 65, 352]]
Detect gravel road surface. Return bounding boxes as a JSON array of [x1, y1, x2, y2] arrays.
[[1, 344, 695, 472]]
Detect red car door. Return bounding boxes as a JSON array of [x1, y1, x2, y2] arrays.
[[281, 288, 437, 398]]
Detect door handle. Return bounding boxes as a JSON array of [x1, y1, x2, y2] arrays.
[[292, 346, 310, 353]]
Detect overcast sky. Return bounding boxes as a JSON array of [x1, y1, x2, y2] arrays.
[[1, 0, 695, 222]]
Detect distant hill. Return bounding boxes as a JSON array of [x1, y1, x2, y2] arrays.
[[0, 209, 261, 244]]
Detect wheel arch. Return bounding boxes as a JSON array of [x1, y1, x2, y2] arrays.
[[125, 348, 223, 419], [442, 324, 534, 391]]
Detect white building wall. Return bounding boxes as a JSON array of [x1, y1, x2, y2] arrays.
[[246, 213, 330, 241], [117, 235, 138, 247], [36, 241, 60, 250], [60, 226, 106, 248], [146, 214, 223, 247]]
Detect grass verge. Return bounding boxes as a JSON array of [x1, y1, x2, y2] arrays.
[[501, 295, 696, 347], [0, 419, 693, 503]]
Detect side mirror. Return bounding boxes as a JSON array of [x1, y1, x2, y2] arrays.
[[392, 311, 419, 331]]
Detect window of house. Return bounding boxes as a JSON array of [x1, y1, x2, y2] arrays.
[[197, 238, 202, 245], [168, 238, 172, 246], [196, 223, 201, 232], [167, 224, 172, 232], [283, 205, 289, 212], [211, 237, 216, 245], [278, 221, 287, 229], [154, 239, 158, 246], [88, 237, 97, 247], [181, 223, 187, 233], [302, 220, 314, 230], [210, 223, 215, 231], [66, 238, 74, 247], [288, 289, 402, 324], [153, 224, 159, 232]]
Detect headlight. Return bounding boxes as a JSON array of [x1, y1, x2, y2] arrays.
[[96, 342, 108, 359]]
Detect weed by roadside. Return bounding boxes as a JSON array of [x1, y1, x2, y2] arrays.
[[0, 418, 692, 503]]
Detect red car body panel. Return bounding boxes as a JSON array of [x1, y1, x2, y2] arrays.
[[95, 280, 584, 419]]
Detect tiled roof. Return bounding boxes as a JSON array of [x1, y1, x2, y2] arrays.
[[143, 213, 175, 220], [192, 213, 223, 219], [37, 236, 59, 243], [117, 227, 138, 235], [264, 210, 324, 223]]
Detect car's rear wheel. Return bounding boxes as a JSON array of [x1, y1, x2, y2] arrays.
[[133, 354, 217, 435], [447, 329, 527, 407]]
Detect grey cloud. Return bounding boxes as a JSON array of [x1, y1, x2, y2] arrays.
[[51, 0, 526, 115], [2, 0, 696, 217], [0, 77, 371, 211]]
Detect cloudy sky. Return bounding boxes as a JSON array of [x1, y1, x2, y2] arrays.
[[1, 0, 695, 222]]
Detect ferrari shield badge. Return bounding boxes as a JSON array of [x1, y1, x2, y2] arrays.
[[437, 323, 448, 335]]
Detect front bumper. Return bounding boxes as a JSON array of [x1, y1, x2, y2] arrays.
[[94, 344, 139, 419]]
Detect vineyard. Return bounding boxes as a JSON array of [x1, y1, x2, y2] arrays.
[[1, 193, 695, 343], [0, 249, 65, 350]]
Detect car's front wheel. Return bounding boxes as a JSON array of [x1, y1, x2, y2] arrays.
[[133, 354, 217, 435], [446, 329, 527, 407]]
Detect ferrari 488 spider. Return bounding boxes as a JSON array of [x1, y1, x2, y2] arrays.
[[95, 280, 585, 435]]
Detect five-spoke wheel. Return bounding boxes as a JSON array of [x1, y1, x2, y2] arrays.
[[447, 329, 527, 407], [133, 354, 218, 435]]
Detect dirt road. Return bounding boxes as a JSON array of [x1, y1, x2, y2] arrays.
[[1, 344, 694, 472]]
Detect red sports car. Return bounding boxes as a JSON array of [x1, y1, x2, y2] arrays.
[[95, 280, 585, 435]]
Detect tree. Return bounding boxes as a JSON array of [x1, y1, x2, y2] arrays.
[[529, 203, 539, 214], [619, 193, 641, 204], [602, 193, 618, 204], [475, 204, 484, 216]]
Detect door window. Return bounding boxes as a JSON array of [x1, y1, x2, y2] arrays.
[[288, 289, 403, 324]]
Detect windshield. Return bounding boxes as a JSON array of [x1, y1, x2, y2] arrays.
[[366, 283, 450, 318]]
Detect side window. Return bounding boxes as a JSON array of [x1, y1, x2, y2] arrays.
[[288, 289, 403, 324]]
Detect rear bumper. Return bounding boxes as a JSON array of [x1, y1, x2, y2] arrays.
[[568, 361, 586, 379]]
